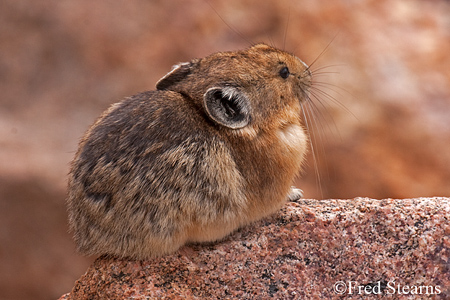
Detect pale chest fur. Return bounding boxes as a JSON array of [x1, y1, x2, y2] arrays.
[[277, 123, 307, 152], [276, 122, 308, 171]]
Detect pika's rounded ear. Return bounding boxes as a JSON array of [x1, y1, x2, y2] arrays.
[[156, 60, 197, 90], [203, 86, 251, 129]]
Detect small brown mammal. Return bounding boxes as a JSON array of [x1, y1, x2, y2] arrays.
[[67, 43, 311, 259]]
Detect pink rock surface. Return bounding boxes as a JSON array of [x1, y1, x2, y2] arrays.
[[60, 198, 449, 299]]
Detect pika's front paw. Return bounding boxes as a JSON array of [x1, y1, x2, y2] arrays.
[[287, 187, 303, 202]]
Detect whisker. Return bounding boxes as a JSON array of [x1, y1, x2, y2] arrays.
[[310, 83, 354, 109], [300, 101, 324, 199], [311, 81, 345, 89], [309, 90, 341, 135], [309, 86, 341, 105], [311, 80, 354, 98], [310, 72, 342, 78], [267, 35, 277, 49], [310, 64, 345, 73], [203, 0, 253, 46], [309, 86, 358, 121], [305, 33, 339, 72], [282, 0, 292, 51], [307, 90, 343, 140]]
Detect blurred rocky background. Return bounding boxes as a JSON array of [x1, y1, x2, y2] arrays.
[[0, 0, 449, 299]]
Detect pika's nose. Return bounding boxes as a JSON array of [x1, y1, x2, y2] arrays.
[[296, 57, 311, 78]]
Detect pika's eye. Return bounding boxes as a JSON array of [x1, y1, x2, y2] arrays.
[[279, 66, 290, 79]]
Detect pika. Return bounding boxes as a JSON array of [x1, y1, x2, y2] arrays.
[[67, 43, 311, 260]]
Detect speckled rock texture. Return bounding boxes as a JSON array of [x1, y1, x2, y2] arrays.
[[60, 198, 449, 299]]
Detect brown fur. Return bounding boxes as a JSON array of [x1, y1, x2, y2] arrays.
[[67, 43, 311, 259]]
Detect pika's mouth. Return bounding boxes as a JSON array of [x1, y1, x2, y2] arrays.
[[295, 75, 312, 103], [291, 59, 312, 103]]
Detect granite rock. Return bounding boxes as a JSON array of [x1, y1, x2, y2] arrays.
[[60, 198, 449, 299]]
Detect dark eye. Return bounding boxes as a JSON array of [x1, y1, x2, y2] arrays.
[[279, 66, 290, 79]]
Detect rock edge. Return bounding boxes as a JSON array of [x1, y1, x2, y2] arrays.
[[59, 198, 450, 299]]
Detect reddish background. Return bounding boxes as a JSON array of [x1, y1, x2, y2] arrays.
[[1, 1, 449, 299]]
